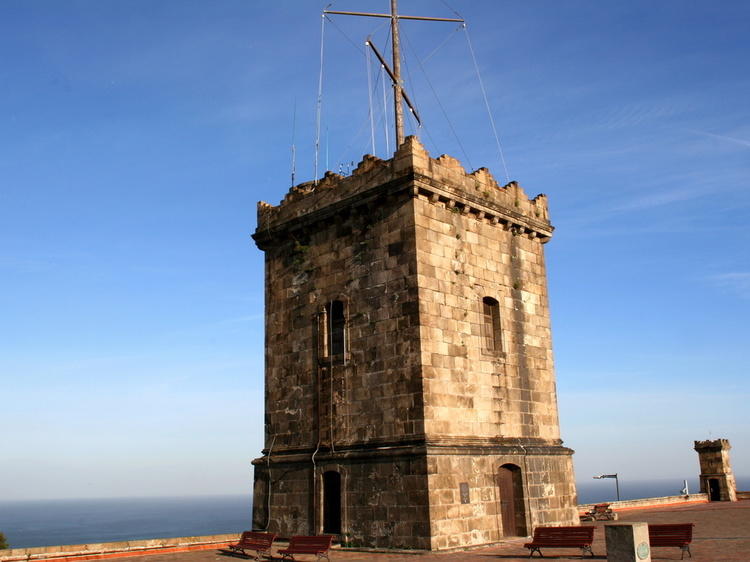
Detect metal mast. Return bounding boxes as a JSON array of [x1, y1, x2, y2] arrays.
[[324, 1, 463, 148], [389, 0, 405, 146]]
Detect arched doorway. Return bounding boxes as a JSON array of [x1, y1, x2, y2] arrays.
[[322, 471, 342, 534], [708, 478, 721, 501], [498, 464, 527, 536]]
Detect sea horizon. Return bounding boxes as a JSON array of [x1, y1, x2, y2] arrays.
[[575, 476, 750, 504], [1, 477, 748, 550], [0, 493, 253, 550]]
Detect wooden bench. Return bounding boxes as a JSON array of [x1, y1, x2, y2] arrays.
[[224, 531, 277, 560], [278, 535, 334, 561], [524, 526, 596, 558], [583, 502, 618, 521], [649, 523, 694, 559]]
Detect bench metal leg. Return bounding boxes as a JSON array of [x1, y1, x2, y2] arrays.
[[581, 545, 594, 558], [527, 546, 543, 557], [681, 544, 691, 559]]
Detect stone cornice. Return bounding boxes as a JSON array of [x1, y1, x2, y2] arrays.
[[412, 176, 553, 242], [251, 436, 573, 465]]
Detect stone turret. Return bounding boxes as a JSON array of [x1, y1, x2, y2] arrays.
[[251, 137, 578, 550], [694, 438, 737, 501]]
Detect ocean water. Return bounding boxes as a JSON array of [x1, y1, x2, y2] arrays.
[[0, 494, 252, 550], [576, 476, 750, 504]]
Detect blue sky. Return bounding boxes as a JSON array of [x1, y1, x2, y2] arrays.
[[1, 1, 748, 501]]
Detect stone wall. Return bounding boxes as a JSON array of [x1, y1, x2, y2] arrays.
[[412, 181, 559, 442], [253, 452, 431, 548], [425, 450, 577, 550], [257, 188, 423, 452], [253, 158, 431, 542], [339, 455, 431, 549], [0, 535, 238, 562], [402, 140, 578, 548], [578, 493, 709, 514]]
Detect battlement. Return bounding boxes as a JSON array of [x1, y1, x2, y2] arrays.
[[256, 136, 552, 244], [695, 439, 732, 451]]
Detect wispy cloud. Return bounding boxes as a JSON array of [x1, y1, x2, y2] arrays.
[[164, 314, 263, 339], [554, 157, 750, 237], [555, 172, 712, 232], [609, 186, 706, 213], [710, 272, 750, 299], [592, 101, 685, 131], [688, 130, 750, 149]]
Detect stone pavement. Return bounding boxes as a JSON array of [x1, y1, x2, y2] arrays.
[[96, 500, 750, 561]]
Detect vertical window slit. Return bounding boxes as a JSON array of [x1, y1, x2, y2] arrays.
[[482, 296, 502, 353], [319, 300, 345, 365]]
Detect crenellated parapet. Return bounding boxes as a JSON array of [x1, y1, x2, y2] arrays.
[[256, 153, 391, 237], [394, 136, 551, 232], [694, 439, 732, 452], [255, 136, 553, 249]]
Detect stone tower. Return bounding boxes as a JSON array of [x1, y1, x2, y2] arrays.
[[251, 137, 579, 550], [694, 439, 737, 501]]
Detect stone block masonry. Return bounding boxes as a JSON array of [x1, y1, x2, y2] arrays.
[[251, 136, 578, 550]]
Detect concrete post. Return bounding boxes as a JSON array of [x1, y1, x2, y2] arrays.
[[605, 522, 651, 562]]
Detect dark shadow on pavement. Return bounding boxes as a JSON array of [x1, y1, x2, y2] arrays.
[[216, 549, 251, 559], [478, 554, 607, 560]]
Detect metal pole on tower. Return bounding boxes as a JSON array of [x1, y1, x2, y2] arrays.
[[390, 0, 405, 147], [323, 3, 462, 151]]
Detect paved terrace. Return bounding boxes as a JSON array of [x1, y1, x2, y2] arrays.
[[6, 500, 749, 561]]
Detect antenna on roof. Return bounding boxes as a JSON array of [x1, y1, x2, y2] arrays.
[[290, 98, 297, 187], [324, 0, 463, 148]]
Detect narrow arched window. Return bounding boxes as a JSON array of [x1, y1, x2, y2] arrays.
[[328, 300, 345, 358], [319, 300, 345, 365], [482, 296, 502, 353]]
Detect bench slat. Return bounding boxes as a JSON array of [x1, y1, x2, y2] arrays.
[[226, 532, 277, 561], [648, 524, 693, 546], [529, 526, 595, 541], [525, 526, 595, 557], [279, 535, 334, 560]]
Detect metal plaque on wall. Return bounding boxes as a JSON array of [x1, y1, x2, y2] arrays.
[[459, 482, 470, 504]]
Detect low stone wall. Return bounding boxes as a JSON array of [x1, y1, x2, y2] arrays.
[[736, 491, 750, 500], [0, 533, 239, 562], [578, 493, 708, 514]]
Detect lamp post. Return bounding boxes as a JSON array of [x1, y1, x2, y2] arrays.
[[593, 473, 620, 501]]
